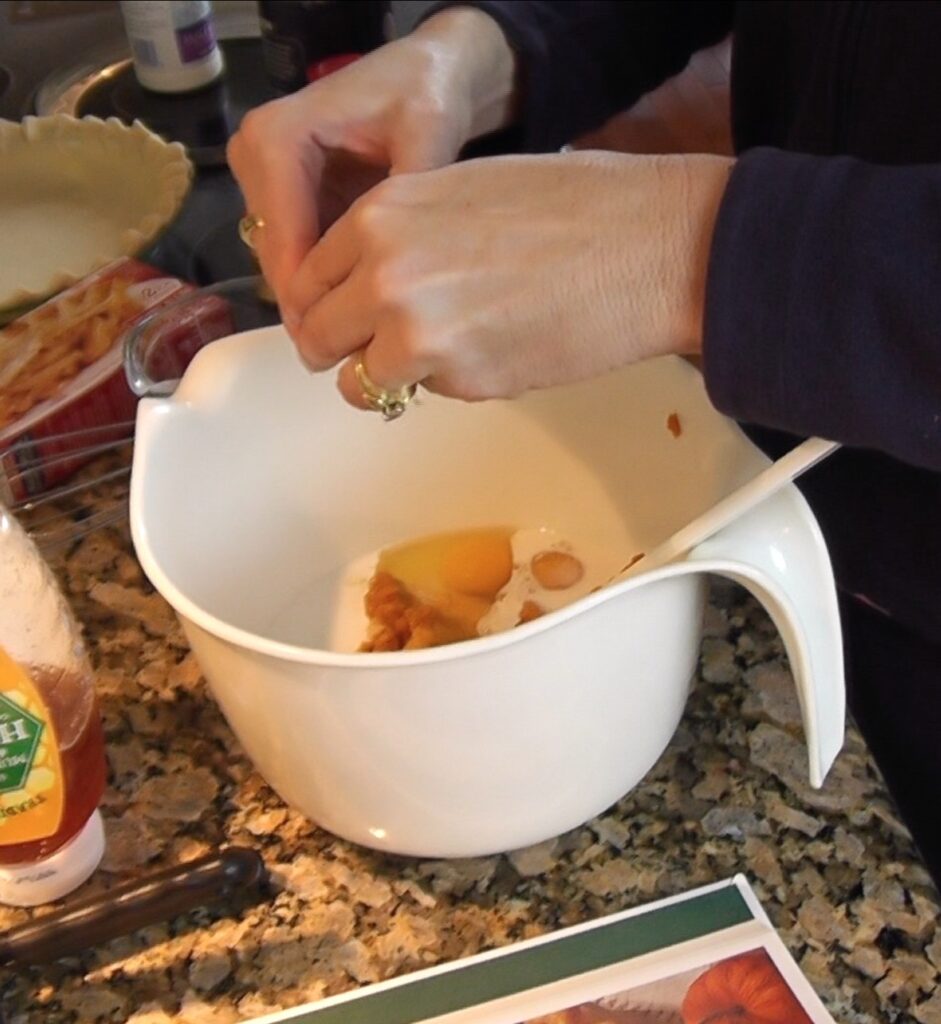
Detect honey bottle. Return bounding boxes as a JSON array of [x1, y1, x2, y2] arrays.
[[0, 504, 107, 906]]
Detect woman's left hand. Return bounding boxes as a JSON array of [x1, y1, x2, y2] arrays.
[[282, 151, 734, 409]]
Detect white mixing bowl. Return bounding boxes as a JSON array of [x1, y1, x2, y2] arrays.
[[129, 316, 844, 857]]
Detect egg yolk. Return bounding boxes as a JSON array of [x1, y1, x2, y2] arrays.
[[439, 530, 514, 597], [371, 528, 514, 642]]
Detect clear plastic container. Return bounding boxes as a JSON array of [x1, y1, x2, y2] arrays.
[[0, 504, 106, 906]]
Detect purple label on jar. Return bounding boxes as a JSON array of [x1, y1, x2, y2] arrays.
[[176, 17, 216, 63]]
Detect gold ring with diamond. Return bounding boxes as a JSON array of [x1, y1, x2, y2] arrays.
[[353, 353, 417, 422], [238, 214, 266, 249]]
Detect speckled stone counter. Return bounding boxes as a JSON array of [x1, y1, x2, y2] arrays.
[[1, 506, 939, 1024]]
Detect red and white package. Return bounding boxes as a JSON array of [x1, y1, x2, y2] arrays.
[[0, 258, 232, 503]]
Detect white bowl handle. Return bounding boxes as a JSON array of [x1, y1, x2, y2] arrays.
[[681, 490, 846, 788]]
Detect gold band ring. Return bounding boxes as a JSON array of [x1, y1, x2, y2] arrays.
[[353, 353, 417, 422], [238, 213, 266, 249]]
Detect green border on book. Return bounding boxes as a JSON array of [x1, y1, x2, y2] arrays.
[[283, 885, 753, 1024]]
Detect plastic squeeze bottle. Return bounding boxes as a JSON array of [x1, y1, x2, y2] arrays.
[[120, 0, 224, 94], [0, 504, 107, 906]]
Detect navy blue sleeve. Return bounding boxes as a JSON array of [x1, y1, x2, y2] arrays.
[[423, 2, 734, 151], [703, 147, 941, 472]]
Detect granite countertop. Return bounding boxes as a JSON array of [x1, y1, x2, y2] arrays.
[[1, 478, 939, 1024]]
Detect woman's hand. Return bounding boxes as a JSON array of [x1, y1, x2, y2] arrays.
[[226, 8, 517, 309], [282, 151, 734, 408]]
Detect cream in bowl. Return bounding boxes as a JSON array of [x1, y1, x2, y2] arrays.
[[331, 526, 617, 653]]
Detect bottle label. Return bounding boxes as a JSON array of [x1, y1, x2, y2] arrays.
[[176, 16, 217, 64], [0, 648, 64, 845]]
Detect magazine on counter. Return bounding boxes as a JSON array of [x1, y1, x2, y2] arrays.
[[253, 875, 835, 1024]]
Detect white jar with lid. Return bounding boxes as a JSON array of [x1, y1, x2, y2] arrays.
[[120, 0, 225, 94]]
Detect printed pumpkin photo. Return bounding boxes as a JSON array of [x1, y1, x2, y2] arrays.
[[516, 944, 818, 1024], [681, 949, 814, 1024]]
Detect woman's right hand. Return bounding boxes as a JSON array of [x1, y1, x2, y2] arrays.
[[226, 7, 518, 313]]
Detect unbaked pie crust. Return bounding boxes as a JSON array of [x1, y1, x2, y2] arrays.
[[0, 115, 193, 314]]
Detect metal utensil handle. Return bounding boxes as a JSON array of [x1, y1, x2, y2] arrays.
[[0, 846, 267, 966]]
